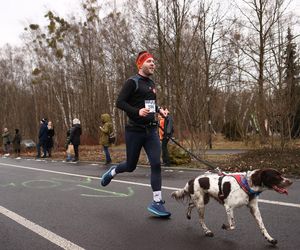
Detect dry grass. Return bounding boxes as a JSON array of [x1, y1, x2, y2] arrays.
[[21, 145, 149, 165], [210, 133, 250, 149], [10, 133, 300, 177]]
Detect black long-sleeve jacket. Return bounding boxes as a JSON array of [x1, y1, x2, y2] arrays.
[[116, 74, 159, 127], [70, 124, 82, 146]]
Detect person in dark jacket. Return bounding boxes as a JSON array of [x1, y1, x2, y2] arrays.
[[46, 121, 55, 157], [12, 128, 22, 158], [70, 118, 82, 162], [2, 127, 11, 156], [36, 118, 48, 158], [100, 51, 171, 218]]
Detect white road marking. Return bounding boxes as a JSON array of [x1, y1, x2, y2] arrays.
[[259, 199, 300, 208], [0, 206, 85, 250], [0, 162, 299, 209]]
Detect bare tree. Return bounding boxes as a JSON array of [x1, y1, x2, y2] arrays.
[[235, 0, 290, 143]]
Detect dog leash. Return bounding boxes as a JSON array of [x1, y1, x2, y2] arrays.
[[158, 114, 220, 172]]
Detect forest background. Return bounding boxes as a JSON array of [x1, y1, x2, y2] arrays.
[[1, 0, 300, 166]]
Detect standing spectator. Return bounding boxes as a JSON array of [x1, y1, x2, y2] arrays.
[[158, 113, 173, 166], [100, 51, 171, 218], [65, 128, 72, 162], [99, 113, 113, 164], [47, 121, 55, 157], [12, 129, 22, 158], [2, 127, 11, 156], [70, 118, 82, 162], [36, 118, 48, 158]]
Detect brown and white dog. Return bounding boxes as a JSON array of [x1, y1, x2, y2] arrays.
[[171, 168, 293, 245]]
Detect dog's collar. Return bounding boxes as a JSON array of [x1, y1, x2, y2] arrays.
[[219, 173, 261, 197], [235, 175, 262, 197]]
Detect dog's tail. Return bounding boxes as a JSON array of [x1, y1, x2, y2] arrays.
[[171, 179, 193, 201]]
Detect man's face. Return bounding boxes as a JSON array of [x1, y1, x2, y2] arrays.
[[141, 58, 155, 76]]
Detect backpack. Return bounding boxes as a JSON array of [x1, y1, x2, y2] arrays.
[[164, 115, 174, 138], [130, 75, 173, 137], [129, 74, 142, 92]]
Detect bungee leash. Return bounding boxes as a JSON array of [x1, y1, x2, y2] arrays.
[[158, 114, 220, 172]]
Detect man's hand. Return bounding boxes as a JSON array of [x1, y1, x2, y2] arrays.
[[139, 108, 150, 117]]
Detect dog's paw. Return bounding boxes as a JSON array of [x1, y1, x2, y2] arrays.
[[268, 238, 278, 245], [205, 231, 214, 237], [221, 224, 235, 230]]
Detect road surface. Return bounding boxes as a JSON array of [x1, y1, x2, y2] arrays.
[[0, 157, 299, 250]]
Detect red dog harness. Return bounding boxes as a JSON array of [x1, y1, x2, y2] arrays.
[[218, 173, 261, 201]]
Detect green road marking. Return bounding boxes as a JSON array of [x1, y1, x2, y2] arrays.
[[0, 183, 16, 187], [22, 180, 61, 189], [78, 185, 134, 198], [51, 177, 92, 184], [2, 177, 134, 199]]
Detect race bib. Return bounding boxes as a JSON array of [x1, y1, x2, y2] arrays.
[[145, 100, 156, 113]]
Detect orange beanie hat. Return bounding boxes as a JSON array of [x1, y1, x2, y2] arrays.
[[136, 51, 154, 69]]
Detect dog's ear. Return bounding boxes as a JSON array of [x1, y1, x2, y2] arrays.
[[251, 169, 262, 186], [260, 168, 283, 187]]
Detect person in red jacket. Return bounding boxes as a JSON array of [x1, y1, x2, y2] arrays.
[[158, 113, 171, 166]]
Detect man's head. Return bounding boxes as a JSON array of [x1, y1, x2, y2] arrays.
[[136, 51, 155, 76], [41, 118, 47, 124], [72, 118, 80, 125]]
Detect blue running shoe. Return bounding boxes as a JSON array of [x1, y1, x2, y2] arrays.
[[101, 166, 116, 186], [147, 200, 171, 218]]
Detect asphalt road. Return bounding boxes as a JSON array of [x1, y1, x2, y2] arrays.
[[0, 157, 299, 250]]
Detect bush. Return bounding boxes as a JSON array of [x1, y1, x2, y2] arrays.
[[168, 143, 191, 165], [222, 121, 242, 141]]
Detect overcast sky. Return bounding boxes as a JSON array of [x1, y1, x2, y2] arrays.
[[0, 0, 299, 47], [0, 0, 81, 46]]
